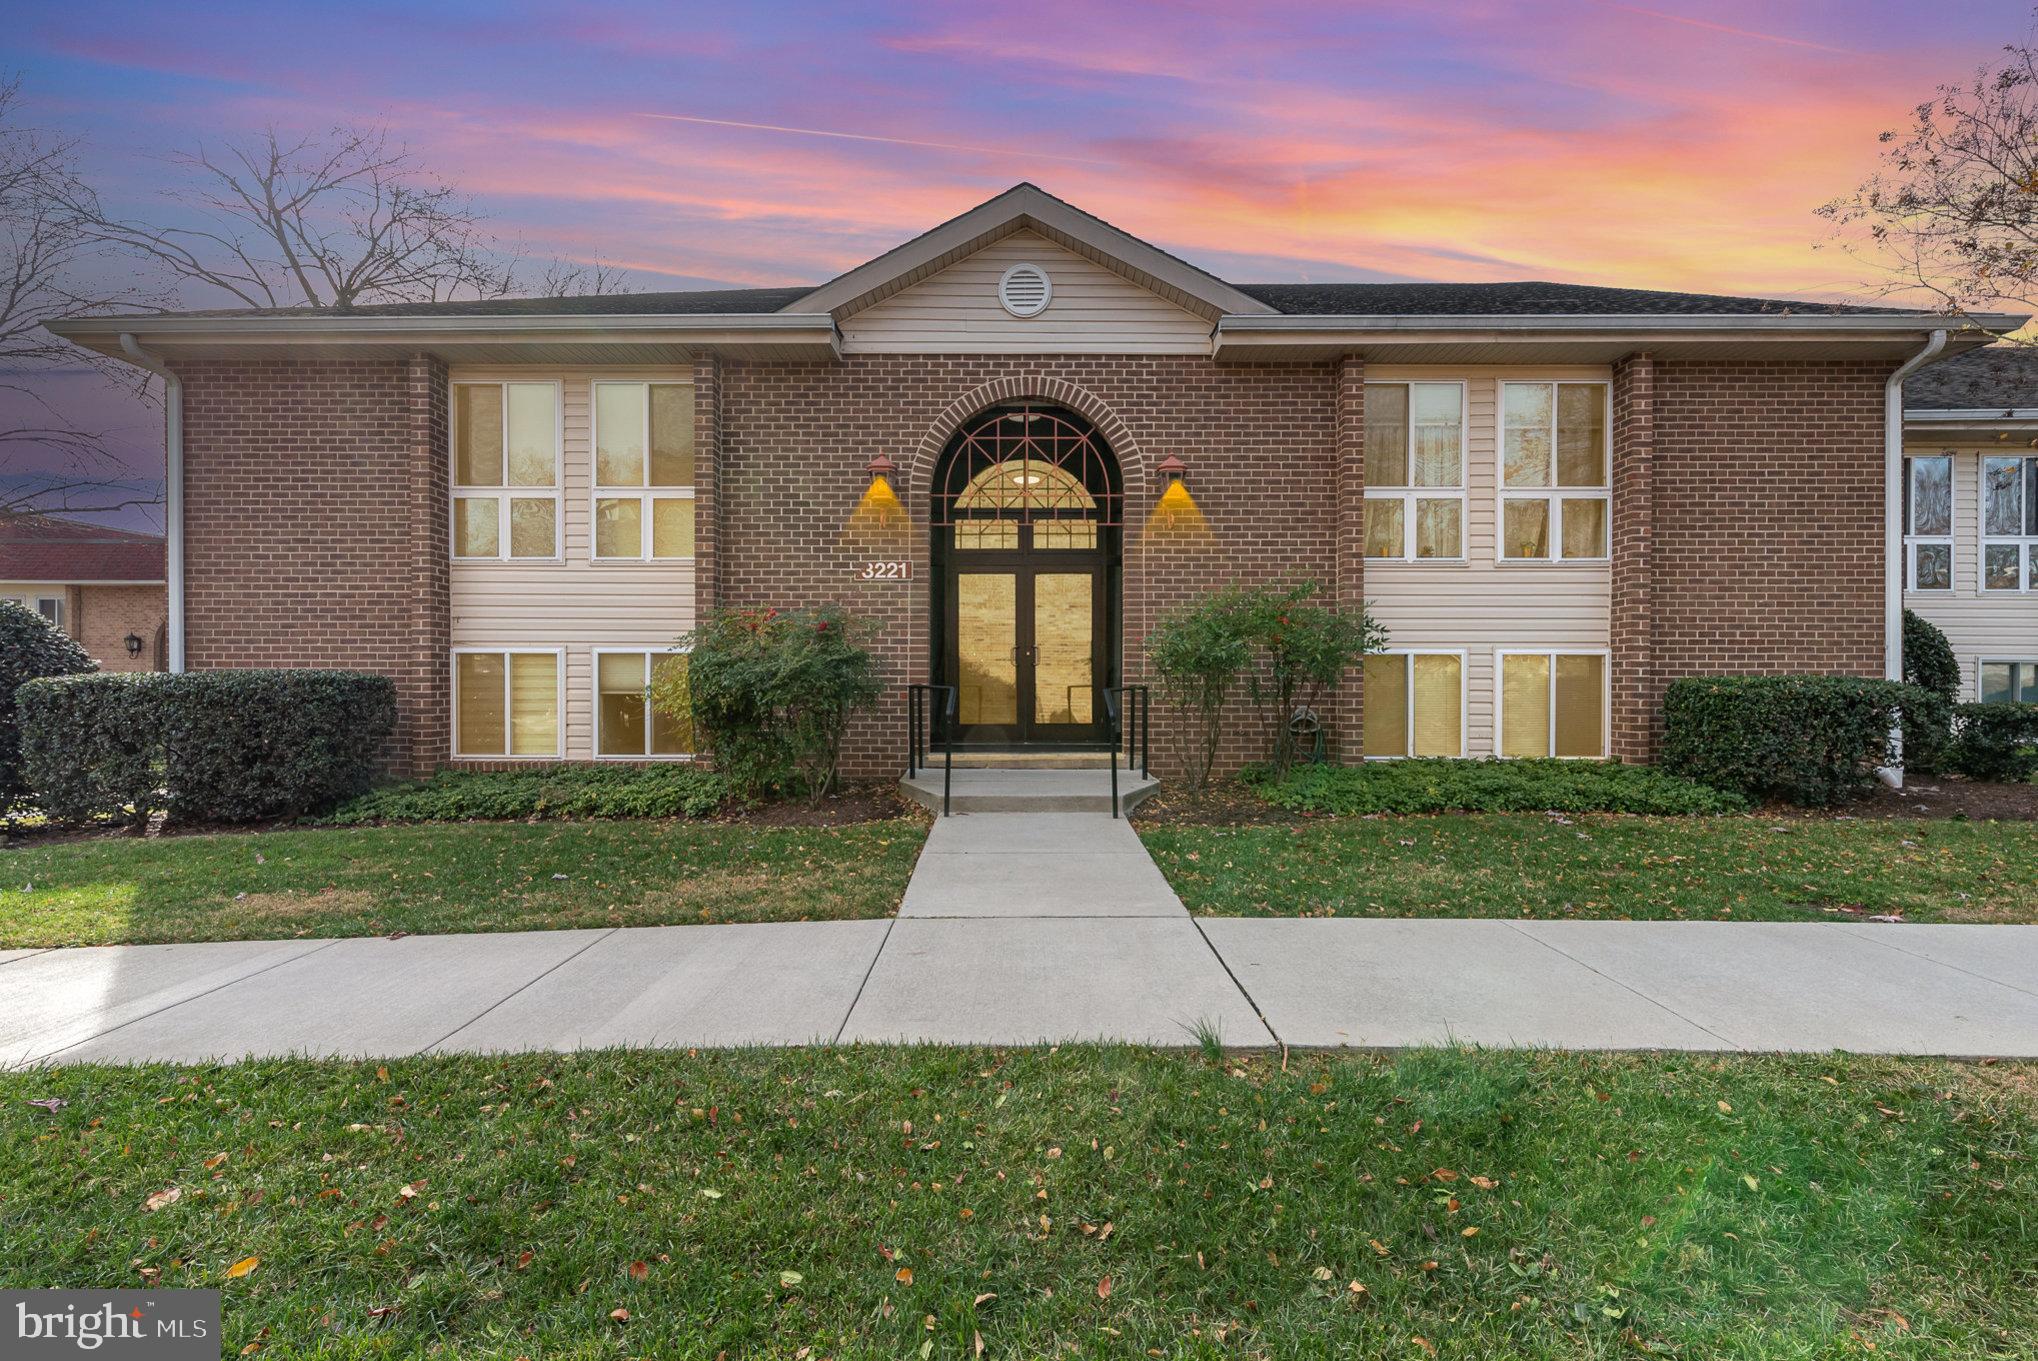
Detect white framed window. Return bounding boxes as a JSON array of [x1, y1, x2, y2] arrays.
[[1904, 453, 1953, 591], [452, 648, 563, 758], [594, 648, 694, 758], [451, 381, 561, 560], [591, 382, 696, 561], [1498, 381, 1609, 561], [1979, 659, 2038, 704], [1980, 455, 2038, 592], [36, 595, 63, 629], [1496, 649, 1608, 758], [1363, 382, 1465, 561], [1361, 650, 1466, 758]]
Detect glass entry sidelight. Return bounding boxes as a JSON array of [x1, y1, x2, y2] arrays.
[[932, 403, 1121, 748]]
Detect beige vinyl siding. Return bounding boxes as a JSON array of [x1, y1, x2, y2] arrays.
[[840, 229, 1212, 354], [1901, 442, 2038, 698], [450, 367, 694, 759], [1365, 367, 1612, 757]]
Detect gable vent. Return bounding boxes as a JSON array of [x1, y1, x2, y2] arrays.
[[997, 263, 1052, 318]]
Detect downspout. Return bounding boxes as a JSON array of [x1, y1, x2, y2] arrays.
[[1881, 327, 1948, 788], [118, 335, 182, 673]]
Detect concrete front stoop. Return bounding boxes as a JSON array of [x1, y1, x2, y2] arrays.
[[899, 765, 1159, 816]]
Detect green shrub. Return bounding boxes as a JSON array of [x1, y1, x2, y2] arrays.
[[655, 605, 882, 802], [1231, 582, 1386, 777], [1263, 759, 1748, 816], [17, 669, 395, 824], [325, 763, 728, 825], [1903, 610, 1960, 702], [1947, 702, 2038, 782], [1147, 591, 1253, 789], [1661, 675, 1910, 806], [0, 600, 95, 803]]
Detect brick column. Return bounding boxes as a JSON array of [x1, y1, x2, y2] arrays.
[[1334, 354, 1366, 761], [1610, 351, 1656, 762], [403, 352, 451, 776], [693, 354, 723, 618]]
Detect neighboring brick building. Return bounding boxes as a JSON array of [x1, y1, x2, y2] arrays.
[[0, 514, 166, 672], [50, 185, 2021, 779]]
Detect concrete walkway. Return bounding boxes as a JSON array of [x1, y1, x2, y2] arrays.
[[5, 811, 2038, 1064]]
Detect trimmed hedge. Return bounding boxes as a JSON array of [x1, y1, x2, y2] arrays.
[[0, 600, 95, 802], [324, 764, 728, 825], [18, 669, 395, 824], [1262, 759, 1748, 816], [1661, 675, 1909, 806], [1948, 702, 2038, 782]]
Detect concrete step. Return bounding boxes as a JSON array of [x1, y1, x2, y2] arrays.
[[947, 749, 1116, 770], [900, 766, 1160, 816]]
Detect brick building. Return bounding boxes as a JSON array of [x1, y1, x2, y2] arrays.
[[0, 515, 167, 672], [50, 185, 2020, 779]]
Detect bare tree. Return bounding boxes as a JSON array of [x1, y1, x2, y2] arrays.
[[536, 255, 639, 298], [1819, 24, 2038, 331], [0, 76, 165, 522]]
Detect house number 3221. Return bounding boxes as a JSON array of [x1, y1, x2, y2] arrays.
[[860, 560, 912, 581]]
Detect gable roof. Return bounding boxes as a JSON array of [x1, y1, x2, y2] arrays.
[[1237, 281, 1917, 317], [783, 183, 1278, 321], [1905, 344, 2038, 413], [0, 515, 165, 583]]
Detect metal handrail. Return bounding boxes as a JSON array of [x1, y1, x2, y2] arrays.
[[905, 684, 957, 815], [1105, 684, 1151, 776]]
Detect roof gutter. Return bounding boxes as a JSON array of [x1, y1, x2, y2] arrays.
[[1214, 312, 2024, 334], [118, 334, 182, 674], [1881, 327, 1949, 787]]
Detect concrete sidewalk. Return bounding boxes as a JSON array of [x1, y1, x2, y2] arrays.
[[4, 812, 2037, 1064]]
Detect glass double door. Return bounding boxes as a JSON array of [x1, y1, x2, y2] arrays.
[[948, 560, 1104, 746]]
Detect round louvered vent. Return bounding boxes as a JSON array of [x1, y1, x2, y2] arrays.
[[997, 263, 1052, 318]]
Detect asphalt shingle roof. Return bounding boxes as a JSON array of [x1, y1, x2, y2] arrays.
[[162, 287, 813, 319], [0, 515, 165, 582], [1905, 345, 2038, 412], [1233, 281, 1913, 317]]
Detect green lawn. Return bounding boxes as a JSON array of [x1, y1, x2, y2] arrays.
[[0, 818, 927, 948], [1140, 814, 2038, 923], [1, 1047, 2030, 1358]]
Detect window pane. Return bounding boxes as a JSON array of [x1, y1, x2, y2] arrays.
[[650, 385, 696, 485], [1411, 654, 1461, 757], [1362, 654, 1408, 758], [1556, 385, 1606, 487], [455, 385, 503, 486], [955, 521, 1019, 550], [1985, 542, 2021, 591], [598, 652, 647, 756], [1560, 498, 1607, 558], [2027, 460, 2038, 536], [596, 384, 646, 487], [1501, 654, 1551, 757], [1364, 383, 1408, 486], [508, 653, 558, 756], [509, 498, 555, 558], [1033, 521, 1097, 549], [1909, 456, 1951, 536], [1410, 384, 1461, 487], [1364, 498, 1404, 558], [1503, 498, 1549, 559], [1985, 457, 2023, 536], [649, 654, 693, 754], [37, 597, 64, 628], [1502, 383, 1552, 487], [2018, 663, 2035, 704], [456, 653, 506, 755], [1914, 542, 1952, 591], [652, 497, 696, 558], [1414, 498, 1461, 559], [595, 497, 642, 558], [1981, 662, 2014, 705], [505, 385, 556, 487], [1553, 654, 1605, 757], [454, 497, 499, 557]]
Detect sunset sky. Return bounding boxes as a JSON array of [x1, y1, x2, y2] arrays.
[[8, 0, 2035, 524]]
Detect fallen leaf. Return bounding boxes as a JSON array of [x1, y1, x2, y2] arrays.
[[609, 1308, 629, 1323], [1312, 1266, 1334, 1281], [1097, 1276, 1113, 1299], [973, 1292, 997, 1306], [780, 1270, 803, 1287], [1413, 1337, 1436, 1356], [1348, 1280, 1368, 1297], [896, 1267, 914, 1285], [1461, 1227, 1480, 1238], [628, 1261, 648, 1281], [143, 1188, 181, 1213], [1742, 1174, 1760, 1191], [1718, 1101, 1733, 1114], [27, 1098, 66, 1113], [1431, 1169, 1458, 1183], [225, 1256, 259, 1279], [699, 1189, 724, 1200], [204, 1153, 228, 1171], [515, 1252, 533, 1271]]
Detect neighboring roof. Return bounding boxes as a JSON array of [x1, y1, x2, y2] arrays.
[[0, 515, 166, 583], [1235, 281, 1918, 317], [1904, 344, 2038, 413]]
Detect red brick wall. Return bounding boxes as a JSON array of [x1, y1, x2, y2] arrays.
[[1641, 357, 1892, 747], [1609, 353, 1656, 762], [712, 355, 1341, 779], [174, 355, 449, 775]]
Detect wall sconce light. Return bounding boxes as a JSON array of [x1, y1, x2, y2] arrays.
[[865, 452, 898, 491], [123, 632, 144, 658], [1157, 454, 1187, 486]]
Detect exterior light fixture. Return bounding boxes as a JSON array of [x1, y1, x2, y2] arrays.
[[865, 452, 898, 489], [1157, 454, 1188, 486], [124, 632, 144, 658]]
